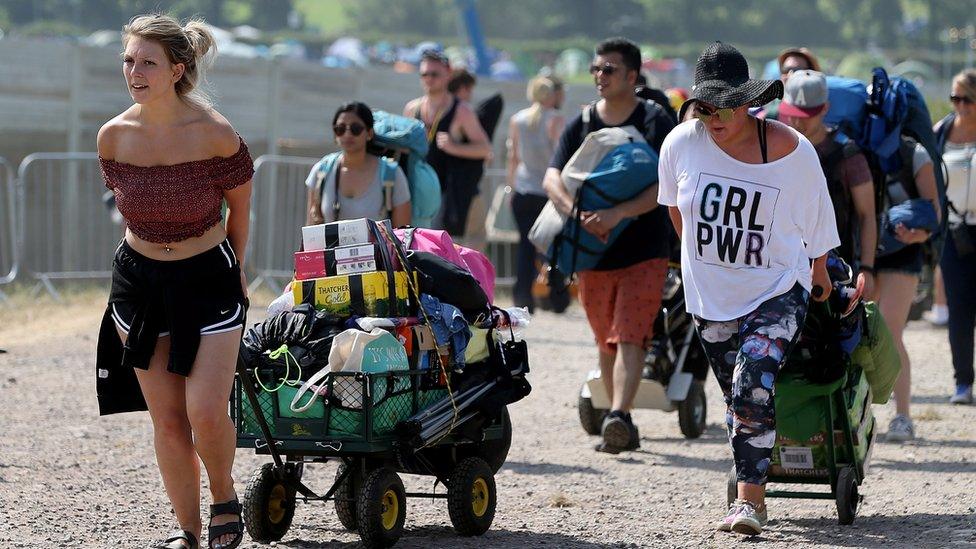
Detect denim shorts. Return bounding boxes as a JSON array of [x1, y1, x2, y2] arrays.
[[876, 243, 923, 276]]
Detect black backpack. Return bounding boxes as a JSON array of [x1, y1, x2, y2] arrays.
[[827, 130, 926, 266], [406, 250, 490, 323], [580, 99, 672, 152]]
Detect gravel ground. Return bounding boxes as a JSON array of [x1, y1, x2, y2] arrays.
[[0, 291, 975, 549]]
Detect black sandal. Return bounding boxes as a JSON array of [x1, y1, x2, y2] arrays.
[[208, 499, 244, 549], [155, 529, 198, 549]]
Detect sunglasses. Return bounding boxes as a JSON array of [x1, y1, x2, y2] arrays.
[[694, 104, 737, 123], [334, 123, 366, 137], [950, 94, 974, 105], [780, 66, 809, 76], [589, 63, 619, 76]]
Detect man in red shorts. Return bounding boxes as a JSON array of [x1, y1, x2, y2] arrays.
[[543, 37, 674, 453]]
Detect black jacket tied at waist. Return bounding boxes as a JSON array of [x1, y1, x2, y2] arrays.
[[96, 241, 244, 415]]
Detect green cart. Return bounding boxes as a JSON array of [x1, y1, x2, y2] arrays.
[[725, 365, 875, 524], [232, 358, 512, 548]]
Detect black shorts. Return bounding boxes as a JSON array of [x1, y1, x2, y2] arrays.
[[110, 239, 246, 337], [876, 243, 924, 276]]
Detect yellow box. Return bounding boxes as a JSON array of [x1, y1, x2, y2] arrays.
[[294, 270, 411, 317]]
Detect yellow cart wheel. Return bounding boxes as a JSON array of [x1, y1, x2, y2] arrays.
[[447, 457, 496, 536], [356, 467, 406, 548]]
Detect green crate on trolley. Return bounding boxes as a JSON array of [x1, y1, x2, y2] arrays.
[[236, 369, 448, 441], [769, 367, 875, 477]]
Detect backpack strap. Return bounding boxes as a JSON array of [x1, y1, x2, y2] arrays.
[[313, 152, 342, 221], [581, 100, 597, 137], [894, 137, 921, 200], [820, 130, 861, 180], [640, 99, 666, 151], [332, 158, 343, 220], [378, 157, 397, 222], [935, 113, 955, 152], [582, 99, 666, 148]]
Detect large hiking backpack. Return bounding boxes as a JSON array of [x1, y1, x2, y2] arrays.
[[368, 110, 442, 227], [823, 68, 948, 265], [528, 101, 665, 274], [818, 129, 863, 264]]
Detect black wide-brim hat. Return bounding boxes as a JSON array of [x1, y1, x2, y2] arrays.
[[678, 41, 784, 120]]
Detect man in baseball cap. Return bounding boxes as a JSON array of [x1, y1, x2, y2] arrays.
[[781, 70, 877, 299]]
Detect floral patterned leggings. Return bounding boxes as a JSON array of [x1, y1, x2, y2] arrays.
[[693, 283, 809, 485]]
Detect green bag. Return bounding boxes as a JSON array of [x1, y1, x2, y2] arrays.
[[851, 302, 901, 404]]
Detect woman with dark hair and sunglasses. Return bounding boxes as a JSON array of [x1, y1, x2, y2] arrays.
[[935, 69, 976, 405], [657, 42, 837, 536], [305, 101, 411, 226]]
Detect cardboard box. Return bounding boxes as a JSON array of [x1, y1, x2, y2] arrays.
[[294, 244, 378, 280], [294, 270, 411, 317], [302, 219, 372, 251], [769, 405, 875, 478]]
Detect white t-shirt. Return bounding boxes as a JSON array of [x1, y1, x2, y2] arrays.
[[943, 141, 976, 224], [658, 120, 839, 321]]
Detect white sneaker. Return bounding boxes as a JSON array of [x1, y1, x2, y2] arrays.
[[885, 414, 915, 442], [730, 500, 767, 536], [923, 305, 949, 326], [715, 501, 743, 532], [950, 385, 973, 405]]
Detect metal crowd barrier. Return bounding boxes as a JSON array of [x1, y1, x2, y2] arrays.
[[2, 154, 522, 300], [246, 157, 522, 295], [246, 154, 319, 295], [17, 153, 115, 299], [0, 157, 17, 301], [481, 168, 519, 288]]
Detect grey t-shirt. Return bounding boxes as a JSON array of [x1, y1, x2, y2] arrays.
[[305, 155, 410, 222], [513, 107, 558, 196]]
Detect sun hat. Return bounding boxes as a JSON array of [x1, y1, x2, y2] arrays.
[[678, 42, 784, 121], [777, 47, 822, 73], [780, 70, 828, 118]]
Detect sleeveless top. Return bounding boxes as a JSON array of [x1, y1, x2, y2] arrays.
[[99, 136, 254, 243], [513, 107, 558, 196], [416, 97, 460, 181]]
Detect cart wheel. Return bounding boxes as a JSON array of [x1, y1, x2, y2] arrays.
[[836, 466, 859, 525], [578, 388, 607, 436], [243, 463, 296, 543], [726, 465, 737, 507], [447, 457, 496, 536], [678, 380, 707, 439], [334, 463, 361, 531], [356, 467, 406, 548], [462, 407, 512, 473]]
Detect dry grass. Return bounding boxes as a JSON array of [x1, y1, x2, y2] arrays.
[[0, 283, 108, 348], [0, 282, 280, 350], [914, 407, 943, 422], [548, 492, 574, 508]]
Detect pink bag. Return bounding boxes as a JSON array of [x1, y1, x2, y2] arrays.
[[394, 228, 496, 302], [454, 245, 496, 302]]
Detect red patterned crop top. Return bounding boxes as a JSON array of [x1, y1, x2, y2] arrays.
[[99, 137, 254, 243]]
